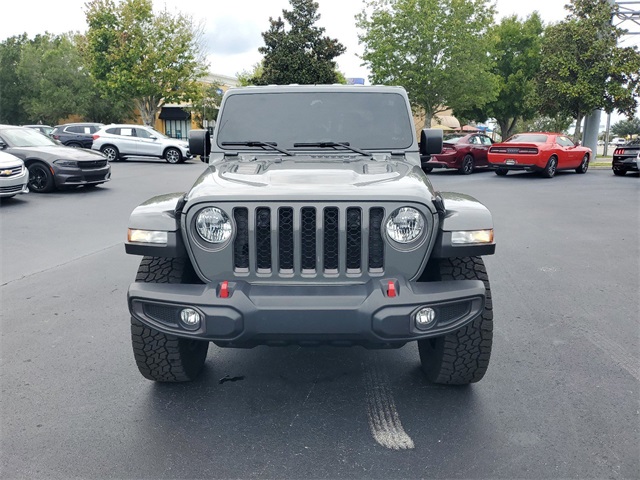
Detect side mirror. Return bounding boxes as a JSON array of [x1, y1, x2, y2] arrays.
[[0, 140, 6, 149], [189, 129, 211, 161], [149, 135, 157, 140], [420, 129, 443, 156]]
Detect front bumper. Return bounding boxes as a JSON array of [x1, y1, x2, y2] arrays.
[[0, 168, 29, 197], [54, 165, 112, 186], [128, 277, 486, 348]]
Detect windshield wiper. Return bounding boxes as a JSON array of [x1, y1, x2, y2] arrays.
[[292, 141, 372, 157], [221, 141, 294, 156]]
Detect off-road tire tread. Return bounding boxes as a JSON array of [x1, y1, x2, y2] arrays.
[[418, 256, 493, 385], [131, 256, 208, 382]]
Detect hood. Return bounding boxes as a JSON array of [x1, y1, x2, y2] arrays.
[[8, 145, 105, 161], [185, 155, 437, 208], [0, 151, 24, 167]]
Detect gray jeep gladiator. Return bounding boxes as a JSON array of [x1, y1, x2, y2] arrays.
[[125, 85, 495, 384]]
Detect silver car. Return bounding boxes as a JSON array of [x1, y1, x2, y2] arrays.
[[0, 151, 29, 198], [91, 124, 192, 164]]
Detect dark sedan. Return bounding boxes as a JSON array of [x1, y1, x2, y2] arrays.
[[0, 125, 111, 193], [421, 133, 493, 175]]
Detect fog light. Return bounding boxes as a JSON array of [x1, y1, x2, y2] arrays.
[[180, 308, 201, 328], [415, 307, 436, 330]]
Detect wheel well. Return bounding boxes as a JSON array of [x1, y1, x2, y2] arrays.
[[24, 158, 49, 169], [101, 144, 117, 151], [163, 146, 181, 156]]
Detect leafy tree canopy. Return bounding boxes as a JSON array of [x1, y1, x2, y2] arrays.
[[611, 116, 640, 137], [252, 0, 346, 85], [536, 0, 640, 141], [455, 13, 544, 140], [0, 34, 29, 124], [84, 0, 208, 125], [357, 0, 498, 129]]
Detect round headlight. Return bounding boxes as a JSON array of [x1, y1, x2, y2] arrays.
[[386, 207, 425, 244], [196, 207, 232, 243]]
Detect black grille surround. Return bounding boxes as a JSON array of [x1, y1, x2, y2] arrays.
[[185, 202, 434, 283]]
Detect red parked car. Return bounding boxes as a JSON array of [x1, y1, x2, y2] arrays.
[[421, 133, 493, 175], [488, 132, 591, 178]]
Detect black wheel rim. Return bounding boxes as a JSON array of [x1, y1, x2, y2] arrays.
[[549, 159, 557, 175], [464, 157, 473, 173], [28, 165, 48, 191]]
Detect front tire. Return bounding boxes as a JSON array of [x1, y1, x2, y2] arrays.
[[459, 154, 474, 175], [164, 147, 182, 164], [418, 257, 493, 385], [27, 162, 55, 193], [575, 154, 589, 174], [131, 257, 209, 382], [541, 156, 558, 178]]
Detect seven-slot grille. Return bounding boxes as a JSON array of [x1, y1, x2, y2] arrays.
[[232, 206, 385, 275]]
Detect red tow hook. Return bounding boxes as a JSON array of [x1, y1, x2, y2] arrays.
[[219, 281, 229, 298], [387, 280, 397, 298]]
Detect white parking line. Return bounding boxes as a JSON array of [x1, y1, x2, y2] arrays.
[[363, 360, 415, 450]]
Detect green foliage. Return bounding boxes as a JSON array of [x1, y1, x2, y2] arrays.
[[16, 33, 92, 125], [456, 13, 544, 140], [611, 117, 640, 137], [357, 0, 498, 129], [187, 83, 224, 128], [516, 114, 574, 135], [0, 34, 29, 124], [237, 62, 264, 86], [536, 0, 640, 140], [253, 0, 346, 85], [84, 0, 208, 125]]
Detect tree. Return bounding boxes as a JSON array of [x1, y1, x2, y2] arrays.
[[357, 0, 498, 129], [237, 62, 264, 86], [84, 0, 208, 126], [0, 34, 29, 125], [187, 83, 224, 128], [611, 117, 640, 137], [455, 13, 544, 140], [516, 114, 574, 136], [536, 0, 640, 141], [253, 0, 346, 85], [16, 33, 91, 125]]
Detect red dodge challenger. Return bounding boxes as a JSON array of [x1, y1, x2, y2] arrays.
[[487, 132, 591, 178], [421, 133, 494, 175]]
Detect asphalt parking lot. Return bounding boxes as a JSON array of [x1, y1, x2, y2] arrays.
[[1, 161, 638, 479]]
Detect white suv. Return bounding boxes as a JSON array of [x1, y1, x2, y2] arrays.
[[91, 125, 192, 164]]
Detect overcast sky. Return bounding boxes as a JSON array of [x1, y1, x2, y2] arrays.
[[4, 0, 573, 79], [4, 0, 637, 125]]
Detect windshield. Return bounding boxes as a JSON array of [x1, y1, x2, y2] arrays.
[[506, 134, 548, 144], [0, 127, 57, 147], [216, 92, 414, 151]]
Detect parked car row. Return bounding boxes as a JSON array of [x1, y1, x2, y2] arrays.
[[22, 122, 192, 164], [0, 124, 111, 196]]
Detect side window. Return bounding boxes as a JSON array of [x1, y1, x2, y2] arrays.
[[120, 128, 134, 137], [481, 136, 493, 145], [135, 128, 152, 139], [83, 127, 92, 134], [66, 126, 82, 133], [557, 136, 574, 147], [106, 128, 120, 135]]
